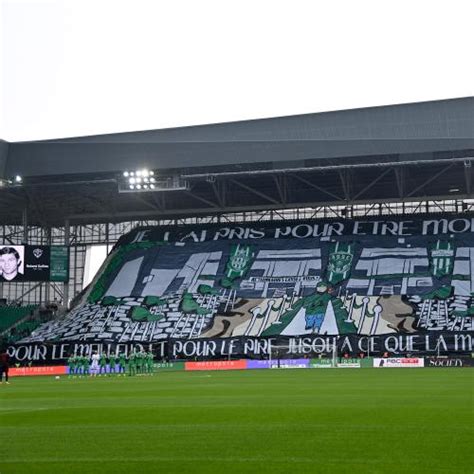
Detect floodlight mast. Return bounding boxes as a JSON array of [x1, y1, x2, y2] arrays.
[[0, 175, 23, 187], [119, 169, 189, 193]]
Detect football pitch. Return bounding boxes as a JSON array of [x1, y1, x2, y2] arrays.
[[0, 369, 472, 474]]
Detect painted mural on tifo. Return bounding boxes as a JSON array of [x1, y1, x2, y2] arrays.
[[22, 215, 474, 344]]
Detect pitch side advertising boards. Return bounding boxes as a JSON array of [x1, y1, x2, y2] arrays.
[[425, 357, 474, 367], [270, 359, 309, 369], [185, 360, 247, 371], [0, 245, 69, 282], [9, 366, 67, 377], [373, 357, 425, 368]]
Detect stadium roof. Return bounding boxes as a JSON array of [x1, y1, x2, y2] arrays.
[[0, 97, 473, 226]]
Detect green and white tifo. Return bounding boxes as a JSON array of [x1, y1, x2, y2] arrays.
[[20, 217, 474, 344], [1, 369, 472, 474]]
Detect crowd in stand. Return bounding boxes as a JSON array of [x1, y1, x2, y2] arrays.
[[0, 300, 60, 346]]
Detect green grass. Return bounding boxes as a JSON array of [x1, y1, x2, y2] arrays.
[[0, 369, 473, 474]]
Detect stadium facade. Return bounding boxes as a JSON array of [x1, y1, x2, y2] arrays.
[[0, 98, 473, 360]]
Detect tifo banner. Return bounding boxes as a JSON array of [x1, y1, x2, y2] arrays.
[[10, 215, 474, 353], [373, 358, 424, 368], [168, 333, 472, 359], [6, 332, 473, 364]]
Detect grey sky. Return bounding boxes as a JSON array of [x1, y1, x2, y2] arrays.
[[1, 0, 473, 141]]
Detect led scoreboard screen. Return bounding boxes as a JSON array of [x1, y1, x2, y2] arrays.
[[0, 245, 69, 282]]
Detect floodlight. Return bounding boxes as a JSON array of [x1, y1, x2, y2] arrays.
[[14, 175, 22, 183], [118, 169, 188, 193]]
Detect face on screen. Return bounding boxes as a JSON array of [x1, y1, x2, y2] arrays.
[[2, 253, 19, 274], [0, 248, 22, 281]]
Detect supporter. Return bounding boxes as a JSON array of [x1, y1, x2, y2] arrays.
[[50, 299, 59, 311]]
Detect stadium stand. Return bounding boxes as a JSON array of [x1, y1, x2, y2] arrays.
[[0, 304, 37, 333], [0, 98, 472, 360], [6, 319, 45, 342]]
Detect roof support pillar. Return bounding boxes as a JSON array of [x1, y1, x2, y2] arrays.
[[338, 169, 352, 202], [394, 167, 405, 199], [464, 160, 472, 195], [64, 219, 70, 309], [22, 207, 28, 244]]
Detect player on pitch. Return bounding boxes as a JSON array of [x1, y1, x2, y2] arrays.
[[118, 351, 127, 376], [109, 352, 117, 375], [99, 352, 107, 376], [146, 350, 154, 375], [67, 354, 77, 377]]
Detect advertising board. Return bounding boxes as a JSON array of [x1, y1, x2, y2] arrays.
[[185, 360, 247, 371], [10, 365, 67, 377], [425, 357, 474, 367], [373, 358, 424, 368]]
